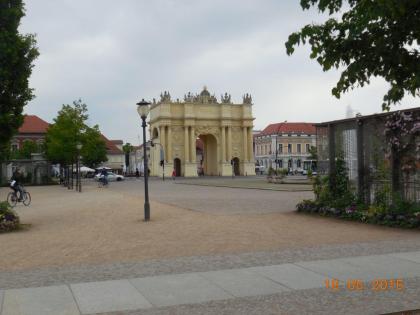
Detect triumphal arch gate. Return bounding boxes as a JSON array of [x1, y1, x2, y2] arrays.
[[149, 87, 256, 177]]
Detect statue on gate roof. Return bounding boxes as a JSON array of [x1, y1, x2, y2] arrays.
[[243, 93, 252, 104]]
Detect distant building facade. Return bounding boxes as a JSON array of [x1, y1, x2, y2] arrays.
[[11, 115, 50, 151], [100, 135, 125, 173], [128, 142, 151, 175], [254, 122, 316, 173]]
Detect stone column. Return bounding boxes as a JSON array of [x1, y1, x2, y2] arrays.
[[227, 127, 232, 162], [160, 125, 166, 162], [221, 126, 226, 162], [190, 126, 196, 162], [242, 127, 248, 162], [184, 126, 189, 162], [167, 126, 172, 162], [248, 127, 254, 162]]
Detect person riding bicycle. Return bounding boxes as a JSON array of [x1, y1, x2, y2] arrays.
[[100, 168, 108, 186], [10, 168, 24, 201]]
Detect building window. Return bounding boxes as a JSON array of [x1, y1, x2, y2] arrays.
[[288, 159, 292, 168], [11, 144, 18, 151], [288, 144, 292, 153], [297, 144, 301, 153], [306, 144, 310, 152], [297, 159, 301, 168], [278, 144, 283, 153], [279, 160, 283, 168]]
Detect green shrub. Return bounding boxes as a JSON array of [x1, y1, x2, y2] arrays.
[[278, 168, 288, 176], [307, 169, 313, 178], [0, 201, 20, 233]]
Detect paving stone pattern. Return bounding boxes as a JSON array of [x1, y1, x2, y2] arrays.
[[2, 239, 420, 291], [1, 251, 420, 315]]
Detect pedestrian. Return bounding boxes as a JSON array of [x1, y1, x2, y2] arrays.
[[172, 169, 176, 180], [135, 168, 139, 178]]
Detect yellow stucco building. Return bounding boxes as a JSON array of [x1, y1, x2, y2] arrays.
[[149, 87, 256, 177]]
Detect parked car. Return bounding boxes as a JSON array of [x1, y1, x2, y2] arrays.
[[94, 172, 125, 182], [255, 165, 265, 175]]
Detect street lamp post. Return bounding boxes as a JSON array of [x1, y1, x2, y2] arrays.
[[137, 99, 151, 221], [76, 143, 82, 192]]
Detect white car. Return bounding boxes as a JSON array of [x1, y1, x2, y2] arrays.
[[255, 165, 265, 174], [94, 172, 125, 182]]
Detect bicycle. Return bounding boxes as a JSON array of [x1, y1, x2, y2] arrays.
[[97, 176, 109, 188], [7, 185, 31, 207]]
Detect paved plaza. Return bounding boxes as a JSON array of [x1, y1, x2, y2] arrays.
[[0, 178, 419, 314]]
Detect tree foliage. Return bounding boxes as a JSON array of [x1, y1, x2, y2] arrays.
[[308, 145, 318, 160], [285, 0, 420, 110], [0, 0, 39, 161], [45, 100, 107, 167], [123, 143, 133, 167], [81, 125, 107, 168], [11, 139, 41, 159]]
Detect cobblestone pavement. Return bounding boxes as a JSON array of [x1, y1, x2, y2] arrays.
[[111, 178, 314, 214], [1, 251, 420, 315], [0, 179, 419, 314], [174, 176, 313, 192], [1, 238, 420, 290]]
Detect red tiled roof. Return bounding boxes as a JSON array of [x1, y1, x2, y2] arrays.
[[18, 115, 50, 134], [258, 122, 316, 136], [111, 140, 123, 145], [101, 134, 123, 154]]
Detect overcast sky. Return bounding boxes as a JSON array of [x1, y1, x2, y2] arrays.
[[21, 0, 419, 145]]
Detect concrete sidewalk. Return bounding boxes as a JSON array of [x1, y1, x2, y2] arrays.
[[1, 251, 420, 315]]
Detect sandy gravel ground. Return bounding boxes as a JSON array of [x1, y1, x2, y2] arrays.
[[0, 184, 418, 271]]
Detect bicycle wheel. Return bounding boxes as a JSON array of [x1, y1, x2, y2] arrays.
[[7, 192, 17, 207], [23, 192, 31, 206]]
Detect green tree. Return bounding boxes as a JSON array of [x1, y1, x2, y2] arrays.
[[0, 0, 39, 161], [285, 0, 420, 110], [308, 145, 318, 160], [81, 125, 107, 168], [11, 139, 40, 159], [45, 100, 87, 165], [122, 142, 133, 170], [45, 99, 107, 168]]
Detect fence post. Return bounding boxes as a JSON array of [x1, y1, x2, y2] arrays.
[[328, 124, 336, 191], [357, 119, 365, 203], [391, 147, 401, 201]]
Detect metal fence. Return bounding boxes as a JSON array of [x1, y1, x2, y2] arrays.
[[316, 107, 420, 204], [0, 159, 55, 186]]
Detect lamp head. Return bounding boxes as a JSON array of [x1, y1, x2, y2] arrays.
[[137, 99, 151, 119], [76, 143, 82, 150]]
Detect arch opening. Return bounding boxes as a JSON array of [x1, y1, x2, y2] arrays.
[[174, 158, 181, 177], [232, 157, 240, 176], [197, 134, 218, 176]]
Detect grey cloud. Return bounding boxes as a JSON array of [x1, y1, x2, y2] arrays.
[[21, 0, 419, 143]]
